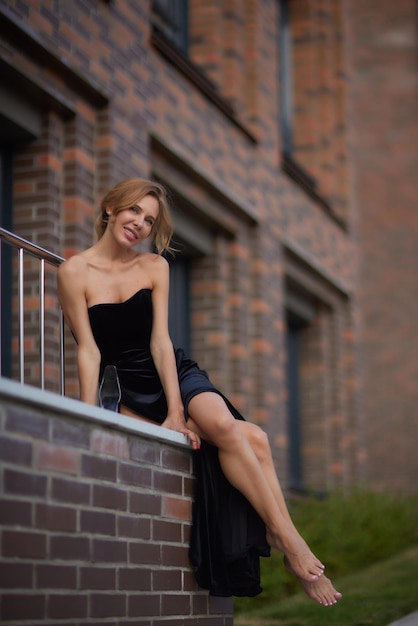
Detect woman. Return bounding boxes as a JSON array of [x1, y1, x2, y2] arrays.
[[58, 178, 342, 605]]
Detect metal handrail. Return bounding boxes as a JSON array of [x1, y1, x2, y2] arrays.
[[0, 226, 66, 394]]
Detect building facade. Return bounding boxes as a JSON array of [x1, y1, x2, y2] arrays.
[[0, 0, 417, 493]]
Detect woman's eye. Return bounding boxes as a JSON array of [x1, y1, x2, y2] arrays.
[[130, 206, 139, 214]]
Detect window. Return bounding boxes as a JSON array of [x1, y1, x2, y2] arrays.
[[286, 315, 304, 490], [168, 255, 191, 356], [278, 0, 347, 225], [279, 0, 293, 157], [0, 78, 41, 377], [0, 144, 13, 377], [279, 0, 316, 187], [152, 0, 188, 55], [279, 0, 317, 191], [285, 280, 317, 491]]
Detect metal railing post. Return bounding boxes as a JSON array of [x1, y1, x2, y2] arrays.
[[59, 308, 65, 396], [18, 247, 24, 384], [39, 258, 45, 390], [0, 226, 66, 394], [0, 238, 2, 378]]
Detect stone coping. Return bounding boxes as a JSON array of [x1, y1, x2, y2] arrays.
[[0, 377, 190, 449]]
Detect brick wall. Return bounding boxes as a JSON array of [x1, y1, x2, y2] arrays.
[[289, 0, 349, 220], [0, 379, 233, 624], [5, 0, 417, 496], [0, 0, 363, 494]]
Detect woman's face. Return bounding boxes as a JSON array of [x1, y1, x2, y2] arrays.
[[108, 194, 160, 246]]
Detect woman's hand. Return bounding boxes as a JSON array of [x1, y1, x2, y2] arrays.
[[161, 413, 201, 450]]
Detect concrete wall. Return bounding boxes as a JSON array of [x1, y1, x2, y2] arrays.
[[349, 0, 418, 490], [0, 379, 233, 625]]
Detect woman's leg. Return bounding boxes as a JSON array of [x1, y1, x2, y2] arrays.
[[237, 421, 299, 529], [187, 392, 342, 605], [234, 421, 342, 605]]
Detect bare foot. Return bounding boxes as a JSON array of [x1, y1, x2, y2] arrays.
[[284, 556, 342, 606], [266, 529, 325, 582]]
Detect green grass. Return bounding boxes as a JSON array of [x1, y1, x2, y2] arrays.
[[234, 489, 418, 625], [234, 545, 418, 626]]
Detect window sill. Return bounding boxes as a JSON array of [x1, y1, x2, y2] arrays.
[[0, 4, 109, 108], [281, 154, 346, 230], [151, 27, 257, 144]]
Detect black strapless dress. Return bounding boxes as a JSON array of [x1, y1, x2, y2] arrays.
[[88, 288, 270, 597]]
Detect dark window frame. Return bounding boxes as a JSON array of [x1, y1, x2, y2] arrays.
[[279, 0, 293, 157], [278, 0, 346, 230], [286, 315, 305, 491], [167, 254, 191, 356], [0, 144, 13, 377], [152, 0, 189, 55], [150, 5, 257, 142]]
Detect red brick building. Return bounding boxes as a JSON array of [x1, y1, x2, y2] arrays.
[[0, 0, 417, 496]]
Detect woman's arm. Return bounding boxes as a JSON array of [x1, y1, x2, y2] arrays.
[[148, 255, 189, 431], [58, 257, 101, 405]]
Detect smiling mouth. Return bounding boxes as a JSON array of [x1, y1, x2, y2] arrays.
[[124, 227, 138, 240]]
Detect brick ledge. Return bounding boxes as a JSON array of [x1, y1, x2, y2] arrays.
[[0, 377, 190, 450]]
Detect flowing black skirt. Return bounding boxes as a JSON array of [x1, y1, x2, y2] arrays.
[[98, 348, 271, 597], [190, 441, 271, 597]]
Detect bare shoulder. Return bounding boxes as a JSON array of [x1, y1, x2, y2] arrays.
[[59, 253, 89, 275], [140, 253, 169, 289], [141, 252, 168, 273], [58, 252, 90, 292]]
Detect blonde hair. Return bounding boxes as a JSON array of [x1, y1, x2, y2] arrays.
[[95, 178, 175, 254]]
